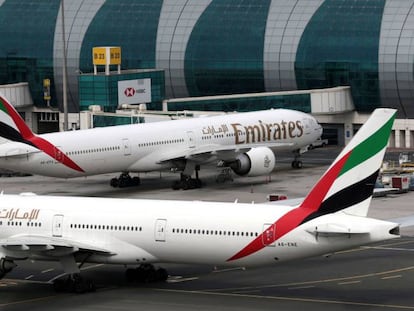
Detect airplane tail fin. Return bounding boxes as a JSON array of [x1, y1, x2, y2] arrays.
[[228, 109, 396, 262], [0, 94, 84, 172], [298, 108, 396, 221], [0, 94, 37, 145]]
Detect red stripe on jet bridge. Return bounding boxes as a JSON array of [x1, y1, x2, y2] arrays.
[[30, 136, 84, 173], [227, 150, 352, 262]]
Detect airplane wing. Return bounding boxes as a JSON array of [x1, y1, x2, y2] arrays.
[[157, 141, 296, 164], [0, 235, 114, 256]]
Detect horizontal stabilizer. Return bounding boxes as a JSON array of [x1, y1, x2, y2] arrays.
[[389, 215, 414, 228], [0, 148, 40, 158], [306, 222, 370, 236]]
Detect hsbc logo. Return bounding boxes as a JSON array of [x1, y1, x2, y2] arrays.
[[118, 79, 151, 104], [124, 87, 135, 97]]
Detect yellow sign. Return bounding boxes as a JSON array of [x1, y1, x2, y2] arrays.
[[43, 78, 51, 101], [93, 47, 121, 65]]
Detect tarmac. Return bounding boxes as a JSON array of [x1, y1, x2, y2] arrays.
[[1, 147, 414, 310]]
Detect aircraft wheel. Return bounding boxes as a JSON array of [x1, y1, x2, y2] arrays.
[[110, 178, 119, 187], [53, 278, 67, 292], [172, 180, 181, 190], [291, 160, 303, 169], [182, 181, 189, 190], [156, 268, 168, 281], [132, 176, 141, 186], [125, 268, 137, 282], [73, 277, 95, 294]]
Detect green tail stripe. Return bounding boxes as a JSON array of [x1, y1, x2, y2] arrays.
[[339, 114, 395, 176], [0, 98, 8, 114]]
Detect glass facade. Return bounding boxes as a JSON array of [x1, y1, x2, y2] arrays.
[[295, 0, 385, 112], [93, 115, 144, 127], [78, 69, 165, 112], [184, 0, 271, 96], [0, 0, 60, 107], [79, 0, 162, 71], [166, 94, 311, 113], [1, 1, 414, 117]]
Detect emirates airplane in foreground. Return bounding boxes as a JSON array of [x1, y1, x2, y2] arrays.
[[0, 108, 400, 293], [0, 95, 321, 189]]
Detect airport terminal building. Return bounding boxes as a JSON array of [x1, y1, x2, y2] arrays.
[[0, 0, 414, 146]]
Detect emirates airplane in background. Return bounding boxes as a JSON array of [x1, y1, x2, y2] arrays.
[[0, 95, 321, 189], [0, 108, 400, 293]]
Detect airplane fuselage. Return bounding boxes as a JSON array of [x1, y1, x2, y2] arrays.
[[0, 109, 321, 177], [0, 194, 397, 268]]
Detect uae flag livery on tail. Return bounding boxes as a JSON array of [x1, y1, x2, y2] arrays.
[[0, 95, 84, 172], [228, 108, 396, 261]]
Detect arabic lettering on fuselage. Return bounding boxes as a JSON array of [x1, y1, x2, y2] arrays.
[[202, 120, 304, 144], [0, 208, 40, 221], [201, 124, 229, 135]]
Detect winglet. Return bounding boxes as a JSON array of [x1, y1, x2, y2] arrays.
[[0, 95, 84, 173], [228, 108, 396, 261]]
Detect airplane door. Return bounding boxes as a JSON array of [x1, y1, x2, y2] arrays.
[[52, 214, 64, 237], [262, 223, 276, 247], [187, 131, 195, 148], [122, 138, 131, 156], [155, 218, 167, 242]]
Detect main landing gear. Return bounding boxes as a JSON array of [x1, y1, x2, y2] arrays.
[[53, 273, 96, 293], [172, 163, 202, 190], [53, 254, 96, 293], [110, 172, 141, 188], [172, 173, 202, 190], [125, 264, 168, 283]]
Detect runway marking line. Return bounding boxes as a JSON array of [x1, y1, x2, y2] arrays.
[[336, 240, 414, 254], [381, 275, 402, 280], [155, 288, 414, 310], [337, 280, 361, 285], [167, 277, 199, 283], [204, 265, 414, 292], [287, 285, 315, 290], [213, 267, 245, 273]]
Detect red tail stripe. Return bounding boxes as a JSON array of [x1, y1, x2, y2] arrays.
[[228, 151, 352, 261], [29, 136, 84, 173]]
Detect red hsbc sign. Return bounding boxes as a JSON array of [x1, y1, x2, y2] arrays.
[[118, 79, 152, 105], [124, 87, 135, 97]]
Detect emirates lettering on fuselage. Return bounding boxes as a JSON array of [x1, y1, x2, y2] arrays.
[[231, 120, 304, 144]]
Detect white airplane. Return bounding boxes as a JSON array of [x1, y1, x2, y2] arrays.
[[0, 108, 400, 293], [0, 95, 321, 189]]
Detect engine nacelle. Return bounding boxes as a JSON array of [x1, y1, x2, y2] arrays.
[[230, 147, 276, 177], [0, 258, 16, 279]]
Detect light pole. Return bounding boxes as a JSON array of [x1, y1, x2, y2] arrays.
[[61, 0, 68, 131]]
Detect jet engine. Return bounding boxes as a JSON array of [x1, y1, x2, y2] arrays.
[[229, 147, 276, 177], [0, 257, 16, 279]]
